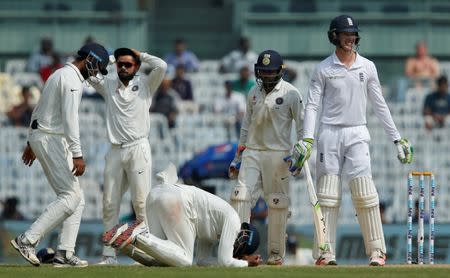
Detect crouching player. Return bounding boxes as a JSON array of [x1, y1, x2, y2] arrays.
[[103, 164, 262, 267]]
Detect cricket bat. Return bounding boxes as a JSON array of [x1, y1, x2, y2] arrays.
[[303, 160, 330, 252]]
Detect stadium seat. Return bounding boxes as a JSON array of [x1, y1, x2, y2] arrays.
[[5, 59, 27, 76]]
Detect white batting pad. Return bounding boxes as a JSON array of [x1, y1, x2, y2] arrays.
[[349, 176, 386, 255], [230, 185, 252, 223], [313, 175, 341, 259], [268, 193, 289, 259], [121, 245, 165, 266]]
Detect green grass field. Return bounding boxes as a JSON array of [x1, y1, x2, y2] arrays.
[[1, 265, 450, 278]]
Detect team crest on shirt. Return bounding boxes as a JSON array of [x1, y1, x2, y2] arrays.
[[252, 95, 257, 105], [275, 97, 283, 105], [132, 85, 139, 91], [359, 72, 364, 82]]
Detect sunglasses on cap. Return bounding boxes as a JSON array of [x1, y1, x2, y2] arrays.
[[117, 62, 135, 69]]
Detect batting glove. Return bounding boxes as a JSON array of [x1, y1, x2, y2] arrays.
[[395, 138, 413, 164], [284, 138, 314, 176], [228, 145, 246, 179]]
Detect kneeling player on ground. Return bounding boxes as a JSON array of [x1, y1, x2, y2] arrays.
[[103, 164, 262, 267]]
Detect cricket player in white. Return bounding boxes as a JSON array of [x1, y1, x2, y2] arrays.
[[88, 48, 167, 264], [12, 43, 110, 267], [228, 50, 304, 265], [291, 15, 413, 266], [102, 164, 262, 267]]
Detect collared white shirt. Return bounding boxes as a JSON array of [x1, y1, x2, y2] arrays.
[[30, 62, 84, 157], [89, 53, 167, 145], [239, 80, 304, 151], [304, 52, 401, 141]]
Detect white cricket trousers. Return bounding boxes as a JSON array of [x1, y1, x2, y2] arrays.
[[102, 138, 151, 257], [316, 124, 372, 179], [25, 130, 85, 253], [239, 149, 290, 203]]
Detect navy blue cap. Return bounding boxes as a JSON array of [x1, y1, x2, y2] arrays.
[[329, 15, 359, 33], [255, 49, 284, 71], [77, 43, 109, 75], [114, 47, 141, 65]]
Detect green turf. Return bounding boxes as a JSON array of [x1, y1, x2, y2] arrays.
[[1, 265, 450, 278]]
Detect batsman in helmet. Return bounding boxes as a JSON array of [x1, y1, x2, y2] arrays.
[[295, 15, 413, 266], [228, 49, 305, 265]]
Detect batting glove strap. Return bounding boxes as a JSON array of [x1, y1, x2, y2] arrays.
[[395, 138, 413, 164]]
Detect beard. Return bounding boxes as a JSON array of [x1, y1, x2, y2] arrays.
[[80, 67, 90, 80], [118, 71, 136, 83]]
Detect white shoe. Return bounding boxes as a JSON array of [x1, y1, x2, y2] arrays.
[[97, 256, 118, 265], [315, 251, 337, 266], [267, 253, 284, 265], [112, 221, 148, 249], [53, 251, 88, 268], [369, 249, 386, 266], [10, 234, 40, 266]]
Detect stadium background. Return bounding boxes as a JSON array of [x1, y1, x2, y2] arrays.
[[1, 0, 450, 265]]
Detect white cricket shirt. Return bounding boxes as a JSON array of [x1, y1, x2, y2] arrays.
[[239, 79, 304, 151], [30, 62, 84, 157], [166, 183, 248, 267], [90, 53, 167, 145], [303, 52, 401, 142]]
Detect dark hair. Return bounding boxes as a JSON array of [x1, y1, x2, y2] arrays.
[[175, 38, 185, 44], [437, 75, 448, 86], [175, 63, 185, 70], [114, 48, 141, 65]]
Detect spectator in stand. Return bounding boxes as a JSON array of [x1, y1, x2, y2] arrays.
[[40, 52, 63, 82], [150, 79, 179, 129], [171, 64, 194, 101], [405, 41, 440, 88], [164, 38, 199, 73], [214, 80, 246, 138], [7, 86, 34, 127], [1, 197, 25, 220], [393, 41, 440, 102], [230, 65, 256, 96], [26, 37, 54, 73], [219, 37, 258, 74], [423, 75, 450, 130]]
